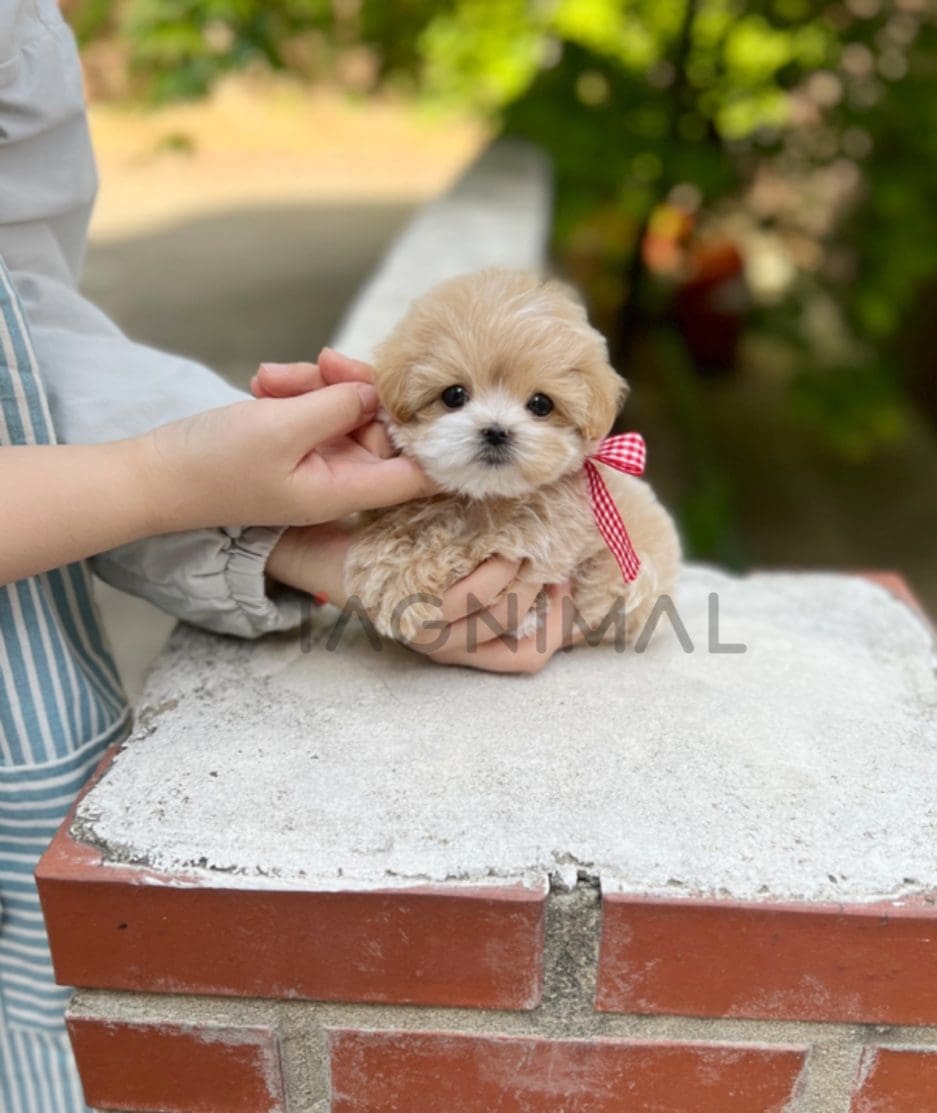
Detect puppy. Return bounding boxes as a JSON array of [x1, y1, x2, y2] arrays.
[[345, 268, 680, 647]]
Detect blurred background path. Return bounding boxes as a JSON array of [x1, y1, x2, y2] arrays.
[[84, 80, 486, 385]]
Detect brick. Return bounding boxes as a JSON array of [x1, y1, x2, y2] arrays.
[[860, 571, 926, 618], [328, 1029, 807, 1112], [66, 1017, 285, 1113], [851, 1047, 937, 1112], [37, 820, 545, 1009], [597, 894, 937, 1025]]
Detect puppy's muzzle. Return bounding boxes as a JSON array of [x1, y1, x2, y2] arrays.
[[478, 424, 515, 466], [481, 424, 512, 447]]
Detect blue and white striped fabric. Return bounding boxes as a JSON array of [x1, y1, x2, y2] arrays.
[[0, 259, 130, 1112]]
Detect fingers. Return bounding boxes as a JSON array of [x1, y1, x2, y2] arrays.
[[413, 576, 542, 650], [353, 420, 397, 459], [424, 582, 573, 673], [318, 348, 375, 385], [326, 454, 437, 513], [251, 351, 376, 400], [281, 382, 380, 452], [473, 577, 543, 643], [439, 557, 522, 623], [250, 350, 375, 399], [252, 362, 324, 399]]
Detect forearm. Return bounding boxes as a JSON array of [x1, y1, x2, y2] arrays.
[[1, 440, 157, 585]]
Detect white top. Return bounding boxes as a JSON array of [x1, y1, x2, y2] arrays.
[[74, 567, 937, 904]]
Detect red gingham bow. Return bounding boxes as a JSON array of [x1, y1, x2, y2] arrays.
[[584, 433, 646, 583]]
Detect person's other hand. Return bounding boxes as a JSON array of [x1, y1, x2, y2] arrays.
[[269, 537, 573, 675], [408, 559, 575, 673]]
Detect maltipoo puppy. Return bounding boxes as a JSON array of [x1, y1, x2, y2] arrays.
[[345, 268, 680, 647]]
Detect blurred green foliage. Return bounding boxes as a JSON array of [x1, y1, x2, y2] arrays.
[[73, 0, 937, 559]]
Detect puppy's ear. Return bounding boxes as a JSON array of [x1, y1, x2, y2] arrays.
[[578, 363, 629, 443], [372, 337, 419, 423]]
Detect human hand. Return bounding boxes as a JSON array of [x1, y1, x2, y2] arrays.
[[251, 350, 393, 458], [139, 376, 433, 533], [269, 535, 573, 674], [406, 558, 576, 674], [250, 349, 373, 397], [0, 354, 432, 586]]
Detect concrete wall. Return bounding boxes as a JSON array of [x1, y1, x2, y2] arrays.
[[37, 568, 937, 1112]]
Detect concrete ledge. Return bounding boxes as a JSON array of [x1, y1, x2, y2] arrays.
[[38, 568, 937, 1032], [37, 569, 936, 1109], [47, 567, 934, 901]]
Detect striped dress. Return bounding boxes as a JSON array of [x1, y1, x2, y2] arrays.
[[0, 261, 125, 1111]]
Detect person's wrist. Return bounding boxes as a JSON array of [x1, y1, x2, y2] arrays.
[[266, 528, 305, 589], [129, 429, 198, 536], [267, 524, 352, 607]]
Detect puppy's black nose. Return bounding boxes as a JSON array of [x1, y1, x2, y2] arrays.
[[481, 424, 512, 447]]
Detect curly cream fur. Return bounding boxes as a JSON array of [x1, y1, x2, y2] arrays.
[[345, 269, 681, 646]]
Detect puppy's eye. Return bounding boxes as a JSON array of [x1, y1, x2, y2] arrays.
[[441, 385, 469, 409], [526, 393, 554, 417]]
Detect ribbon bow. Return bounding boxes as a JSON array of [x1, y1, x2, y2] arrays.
[[584, 433, 646, 583]]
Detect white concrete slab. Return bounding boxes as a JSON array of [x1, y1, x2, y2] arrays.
[[73, 567, 936, 904]]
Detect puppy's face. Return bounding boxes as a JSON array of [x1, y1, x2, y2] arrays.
[[374, 270, 627, 499]]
